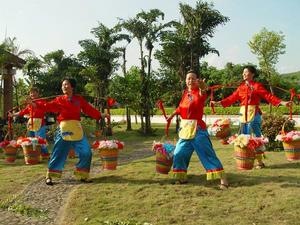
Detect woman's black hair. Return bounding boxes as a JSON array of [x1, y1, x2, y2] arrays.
[[186, 70, 200, 78], [29, 86, 39, 94], [62, 77, 77, 91], [243, 65, 257, 75]]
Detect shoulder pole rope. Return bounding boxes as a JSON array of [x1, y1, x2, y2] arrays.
[[156, 100, 170, 136], [208, 82, 240, 114], [273, 86, 300, 120]]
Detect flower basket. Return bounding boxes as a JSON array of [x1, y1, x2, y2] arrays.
[[275, 126, 300, 161], [228, 134, 268, 170], [155, 151, 173, 174], [216, 125, 231, 139], [152, 141, 175, 174], [208, 119, 231, 144], [3, 146, 18, 163], [22, 144, 41, 165], [282, 140, 300, 161], [92, 140, 124, 170], [234, 145, 256, 170], [99, 148, 119, 170], [17, 137, 47, 165], [0, 140, 20, 163]]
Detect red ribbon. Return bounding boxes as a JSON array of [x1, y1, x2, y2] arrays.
[[7, 114, 13, 139], [208, 83, 238, 115], [30, 105, 34, 132], [289, 88, 296, 120], [156, 100, 170, 136]]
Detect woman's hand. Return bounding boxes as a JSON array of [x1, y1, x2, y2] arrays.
[[101, 113, 110, 119], [8, 112, 15, 117], [210, 101, 221, 107], [198, 78, 208, 92], [280, 101, 292, 107]]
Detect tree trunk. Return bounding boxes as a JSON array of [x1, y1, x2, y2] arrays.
[[138, 41, 146, 134], [126, 106, 132, 131], [144, 47, 153, 134], [268, 83, 275, 114], [3, 65, 15, 119]]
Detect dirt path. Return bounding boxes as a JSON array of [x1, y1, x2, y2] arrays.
[[0, 143, 153, 225]]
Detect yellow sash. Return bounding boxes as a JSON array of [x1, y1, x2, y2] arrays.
[[27, 118, 42, 132], [239, 105, 256, 123], [59, 120, 83, 141], [178, 119, 197, 140]]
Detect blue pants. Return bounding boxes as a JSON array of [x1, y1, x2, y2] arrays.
[[47, 128, 92, 180], [241, 114, 264, 159], [173, 127, 225, 181], [241, 113, 262, 137], [29, 125, 49, 157]]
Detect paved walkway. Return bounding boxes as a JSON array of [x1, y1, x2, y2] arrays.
[[111, 115, 300, 127], [0, 142, 153, 225]]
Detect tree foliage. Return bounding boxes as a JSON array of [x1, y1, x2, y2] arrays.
[[78, 23, 130, 110]]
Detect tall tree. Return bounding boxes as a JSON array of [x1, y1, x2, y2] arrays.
[[179, 0, 229, 72], [248, 27, 286, 92], [37, 50, 85, 97], [248, 27, 286, 112], [22, 56, 43, 85], [120, 9, 172, 135], [109, 66, 141, 129], [78, 23, 130, 109]]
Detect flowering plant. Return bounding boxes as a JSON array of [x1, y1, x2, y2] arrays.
[[0, 140, 20, 148], [275, 130, 300, 143], [92, 140, 124, 150], [208, 118, 230, 136], [227, 134, 269, 151], [152, 141, 175, 159], [16, 136, 47, 147]]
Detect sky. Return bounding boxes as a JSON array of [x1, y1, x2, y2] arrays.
[[1, 0, 300, 75]]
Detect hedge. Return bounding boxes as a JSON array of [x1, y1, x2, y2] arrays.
[[109, 105, 300, 115]]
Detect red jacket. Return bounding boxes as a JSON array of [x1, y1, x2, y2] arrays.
[[221, 80, 281, 108], [19, 99, 47, 126], [43, 95, 101, 123], [175, 89, 207, 129]]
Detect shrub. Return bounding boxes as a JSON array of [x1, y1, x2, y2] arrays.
[[261, 114, 295, 151]]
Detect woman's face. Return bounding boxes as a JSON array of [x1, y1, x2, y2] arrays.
[[29, 90, 38, 99], [62, 80, 73, 95], [185, 72, 199, 90], [242, 68, 254, 81]]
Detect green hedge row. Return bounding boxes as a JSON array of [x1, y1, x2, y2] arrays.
[[110, 105, 300, 115]]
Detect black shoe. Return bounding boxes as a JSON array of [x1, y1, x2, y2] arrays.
[[46, 178, 53, 186], [171, 180, 188, 185], [80, 178, 93, 183]]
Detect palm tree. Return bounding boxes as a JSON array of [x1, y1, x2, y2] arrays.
[[179, 0, 229, 72], [78, 23, 130, 135], [120, 9, 173, 135]]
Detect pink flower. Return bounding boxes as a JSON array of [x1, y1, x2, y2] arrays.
[[276, 130, 300, 143]]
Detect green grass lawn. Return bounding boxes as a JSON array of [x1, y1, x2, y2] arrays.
[[1, 124, 300, 225], [60, 125, 300, 225]]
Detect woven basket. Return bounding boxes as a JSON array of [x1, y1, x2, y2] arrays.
[[283, 140, 300, 161], [22, 144, 41, 165], [155, 151, 173, 174], [99, 148, 119, 170], [216, 126, 231, 139], [4, 146, 18, 163], [234, 146, 256, 170]]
